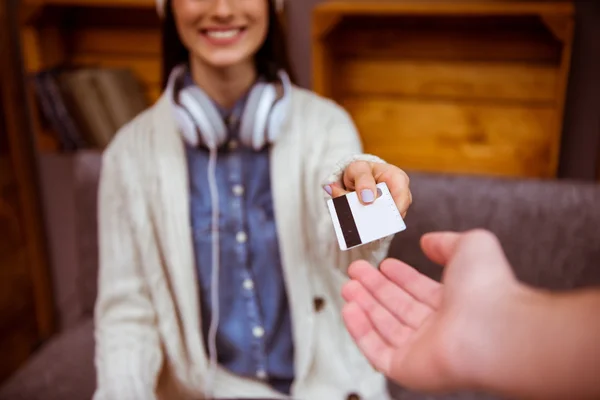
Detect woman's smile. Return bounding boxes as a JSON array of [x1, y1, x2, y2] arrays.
[[200, 26, 247, 46]]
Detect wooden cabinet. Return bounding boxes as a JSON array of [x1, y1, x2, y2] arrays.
[[19, 0, 288, 153], [0, 0, 54, 382], [19, 0, 162, 153], [312, 1, 575, 178]]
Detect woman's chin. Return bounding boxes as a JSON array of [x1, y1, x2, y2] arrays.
[[192, 51, 254, 72]]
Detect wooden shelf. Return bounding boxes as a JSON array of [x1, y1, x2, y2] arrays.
[[23, 0, 153, 6], [21, 0, 154, 14], [20, 0, 288, 153], [313, 0, 574, 179], [314, 1, 574, 15], [19, 0, 161, 152]]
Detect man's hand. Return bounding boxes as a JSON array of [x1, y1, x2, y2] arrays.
[[341, 229, 600, 400], [323, 161, 412, 218], [341, 229, 527, 393]]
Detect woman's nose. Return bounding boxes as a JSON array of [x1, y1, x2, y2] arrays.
[[211, 0, 235, 19]]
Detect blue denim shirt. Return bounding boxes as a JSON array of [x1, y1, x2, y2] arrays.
[[184, 76, 295, 394]]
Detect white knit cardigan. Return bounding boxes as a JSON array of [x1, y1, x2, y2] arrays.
[[93, 86, 393, 400]]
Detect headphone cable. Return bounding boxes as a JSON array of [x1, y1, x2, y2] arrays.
[[206, 144, 220, 398]]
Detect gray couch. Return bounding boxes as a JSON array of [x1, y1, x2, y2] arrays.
[[1, 150, 599, 400]]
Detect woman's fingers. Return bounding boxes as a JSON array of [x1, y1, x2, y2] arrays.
[[372, 163, 411, 217], [324, 181, 349, 198], [343, 161, 378, 204], [324, 161, 411, 218]]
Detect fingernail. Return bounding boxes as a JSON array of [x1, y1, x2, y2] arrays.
[[323, 184, 332, 196], [361, 189, 374, 203]]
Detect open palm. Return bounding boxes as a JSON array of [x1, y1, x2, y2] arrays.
[[341, 230, 519, 393]]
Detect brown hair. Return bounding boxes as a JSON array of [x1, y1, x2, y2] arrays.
[[160, 0, 296, 89]]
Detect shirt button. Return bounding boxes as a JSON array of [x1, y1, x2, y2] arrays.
[[252, 326, 265, 338], [227, 114, 238, 127], [228, 140, 238, 150], [313, 296, 325, 312], [243, 278, 254, 290], [232, 184, 244, 196], [256, 369, 267, 379], [236, 231, 247, 243]]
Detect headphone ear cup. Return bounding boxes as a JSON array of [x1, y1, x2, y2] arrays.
[[239, 82, 266, 150], [267, 70, 293, 143], [180, 88, 228, 150], [172, 103, 201, 147], [267, 90, 291, 143], [240, 83, 277, 151]]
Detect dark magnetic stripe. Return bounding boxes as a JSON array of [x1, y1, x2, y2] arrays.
[[332, 195, 362, 248]]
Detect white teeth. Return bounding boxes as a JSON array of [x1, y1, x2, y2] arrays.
[[206, 29, 240, 39]]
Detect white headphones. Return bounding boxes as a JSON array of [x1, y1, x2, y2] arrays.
[[166, 63, 292, 151]]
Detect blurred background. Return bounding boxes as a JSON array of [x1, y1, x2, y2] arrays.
[[1, 0, 599, 399]]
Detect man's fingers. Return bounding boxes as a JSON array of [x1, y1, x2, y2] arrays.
[[342, 280, 414, 347], [343, 161, 377, 204], [342, 302, 394, 374], [422, 230, 515, 286], [420, 231, 462, 266], [347, 261, 434, 330], [379, 258, 443, 310], [451, 229, 516, 281]]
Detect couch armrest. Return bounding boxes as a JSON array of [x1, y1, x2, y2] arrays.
[[388, 172, 600, 290], [37, 151, 103, 332], [0, 319, 95, 400]]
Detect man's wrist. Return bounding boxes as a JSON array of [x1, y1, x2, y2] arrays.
[[473, 284, 553, 397]]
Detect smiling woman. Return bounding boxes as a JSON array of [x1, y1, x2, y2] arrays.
[[160, 0, 294, 105], [93, 0, 412, 399], [175, 0, 268, 65]]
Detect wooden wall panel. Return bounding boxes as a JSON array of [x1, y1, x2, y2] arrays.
[[328, 16, 562, 63], [67, 20, 162, 103], [342, 97, 556, 177], [334, 59, 558, 103], [69, 27, 159, 55], [64, 8, 162, 104], [313, 2, 574, 178]]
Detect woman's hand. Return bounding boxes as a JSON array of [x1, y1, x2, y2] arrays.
[[323, 160, 412, 218]]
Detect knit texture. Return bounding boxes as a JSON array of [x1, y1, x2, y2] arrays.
[[94, 87, 392, 399]]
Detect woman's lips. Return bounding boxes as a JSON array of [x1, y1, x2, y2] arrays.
[[201, 27, 246, 46]]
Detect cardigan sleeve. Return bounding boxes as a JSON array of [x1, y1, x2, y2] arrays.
[[93, 145, 162, 400], [312, 102, 394, 272]]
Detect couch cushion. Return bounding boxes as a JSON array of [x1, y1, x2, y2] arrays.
[[388, 172, 600, 290], [0, 319, 95, 400], [38, 151, 102, 332], [73, 152, 103, 317]]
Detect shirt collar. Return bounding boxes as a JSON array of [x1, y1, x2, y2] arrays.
[[183, 69, 253, 122]]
